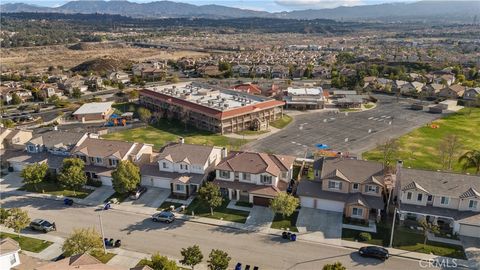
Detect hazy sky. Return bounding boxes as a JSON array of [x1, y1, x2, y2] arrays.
[[3, 0, 420, 11]]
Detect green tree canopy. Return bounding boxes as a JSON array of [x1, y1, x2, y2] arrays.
[[323, 262, 346, 270], [269, 192, 299, 218], [11, 93, 22, 105], [62, 228, 103, 257], [111, 160, 140, 194], [207, 249, 230, 270], [137, 107, 152, 123], [21, 162, 49, 191], [58, 165, 87, 196], [459, 149, 480, 174], [180, 245, 203, 270], [198, 182, 223, 216], [146, 253, 179, 270], [4, 208, 30, 237]]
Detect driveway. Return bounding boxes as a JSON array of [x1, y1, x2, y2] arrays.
[[0, 172, 24, 192], [83, 186, 115, 205], [460, 236, 480, 269], [296, 208, 343, 244], [121, 187, 170, 208], [245, 206, 274, 229]]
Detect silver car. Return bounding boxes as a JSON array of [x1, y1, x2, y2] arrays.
[[152, 211, 175, 223]]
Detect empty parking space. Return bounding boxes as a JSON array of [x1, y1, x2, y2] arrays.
[[246, 95, 442, 156]]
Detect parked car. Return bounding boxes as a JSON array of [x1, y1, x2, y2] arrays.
[[152, 211, 175, 223], [30, 219, 55, 233], [358, 246, 389, 260], [129, 186, 147, 200]]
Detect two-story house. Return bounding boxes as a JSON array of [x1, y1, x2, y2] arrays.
[[213, 150, 295, 206], [297, 158, 386, 222], [71, 135, 153, 186], [396, 164, 480, 238], [140, 142, 222, 198], [0, 128, 32, 150], [0, 238, 20, 270]]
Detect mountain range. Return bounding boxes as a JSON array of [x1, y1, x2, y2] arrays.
[[1, 0, 479, 22]]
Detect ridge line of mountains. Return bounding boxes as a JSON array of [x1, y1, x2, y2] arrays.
[[1, 0, 479, 22]]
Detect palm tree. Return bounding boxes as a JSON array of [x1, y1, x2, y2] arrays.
[[459, 150, 480, 174]]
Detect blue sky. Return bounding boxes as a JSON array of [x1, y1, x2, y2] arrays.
[[4, 0, 419, 11]]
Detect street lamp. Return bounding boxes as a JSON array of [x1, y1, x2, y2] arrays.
[[99, 214, 107, 254], [389, 207, 397, 248]]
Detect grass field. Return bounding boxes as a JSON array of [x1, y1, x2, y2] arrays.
[[271, 212, 299, 232], [20, 182, 92, 199], [270, 115, 293, 129], [102, 119, 248, 150], [92, 252, 116, 264], [186, 198, 250, 223], [363, 108, 480, 173], [0, 232, 52, 253]]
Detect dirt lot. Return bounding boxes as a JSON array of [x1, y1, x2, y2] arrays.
[[1, 42, 208, 72]]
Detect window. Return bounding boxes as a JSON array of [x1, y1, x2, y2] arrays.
[[427, 195, 433, 202], [352, 183, 359, 190], [328, 181, 342, 190], [176, 184, 185, 192], [162, 162, 167, 169], [109, 159, 118, 166], [365, 185, 379, 193], [10, 254, 16, 265], [242, 173, 251, 181], [407, 192, 412, 200], [28, 145, 36, 152], [352, 207, 363, 217], [180, 164, 188, 170], [417, 193, 423, 201], [440, 196, 449, 205], [219, 170, 230, 179], [95, 157, 102, 164], [469, 200, 478, 209], [260, 175, 272, 184]]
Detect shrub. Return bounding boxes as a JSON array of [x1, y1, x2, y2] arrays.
[[359, 232, 372, 242], [87, 178, 103, 187]]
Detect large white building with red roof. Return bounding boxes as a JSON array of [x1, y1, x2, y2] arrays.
[[139, 82, 285, 134]]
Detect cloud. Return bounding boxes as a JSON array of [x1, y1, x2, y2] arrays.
[[275, 0, 363, 9]]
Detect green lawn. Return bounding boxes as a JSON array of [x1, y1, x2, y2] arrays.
[[92, 252, 116, 264], [102, 119, 248, 150], [186, 198, 249, 223], [0, 232, 52, 253], [158, 201, 184, 211], [20, 182, 92, 199], [270, 115, 292, 129], [363, 108, 480, 173], [342, 223, 466, 259], [271, 212, 299, 232], [113, 102, 139, 117], [104, 192, 130, 203]]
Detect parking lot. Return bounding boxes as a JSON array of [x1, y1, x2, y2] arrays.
[[246, 95, 443, 156]]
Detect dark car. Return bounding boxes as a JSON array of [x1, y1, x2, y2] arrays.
[[358, 246, 389, 260], [30, 219, 55, 233], [152, 211, 175, 223], [129, 186, 148, 200]]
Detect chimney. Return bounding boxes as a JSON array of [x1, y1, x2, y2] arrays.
[[179, 137, 185, 144], [221, 147, 228, 159]]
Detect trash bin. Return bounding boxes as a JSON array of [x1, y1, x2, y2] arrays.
[[235, 263, 242, 270], [290, 234, 297, 241], [114, 239, 122, 247], [282, 232, 288, 239], [104, 203, 111, 210]]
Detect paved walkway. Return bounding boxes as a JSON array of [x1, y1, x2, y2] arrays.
[[0, 172, 24, 192], [223, 126, 281, 140], [461, 236, 480, 270]]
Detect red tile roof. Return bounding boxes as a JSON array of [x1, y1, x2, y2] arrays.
[[233, 84, 262, 95]]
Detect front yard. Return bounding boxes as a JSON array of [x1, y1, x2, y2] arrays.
[[342, 223, 466, 259], [102, 119, 248, 150], [92, 252, 116, 264], [185, 198, 250, 223], [104, 192, 130, 203], [20, 182, 93, 199], [271, 211, 299, 232], [0, 232, 52, 253], [158, 201, 184, 211], [270, 115, 292, 129]]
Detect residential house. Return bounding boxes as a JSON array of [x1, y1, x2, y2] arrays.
[[0, 238, 20, 270], [0, 128, 32, 150], [108, 71, 130, 84], [393, 80, 408, 92], [463, 87, 480, 101], [60, 76, 87, 94], [85, 76, 104, 91], [213, 150, 296, 206], [71, 135, 153, 186], [439, 84, 466, 99], [400, 82, 424, 95], [396, 164, 480, 238], [36, 253, 121, 270], [232, 83, 262, 95], [140, 142, 222, 198], [72, 102, 114, 122], [271, 65, 289, 79], [232, 65, 251, 77], [421, 83, 443, 97], [434, 74, 455, 86], [312, 66, 331, 79], [254, 65, 271, 77], [297, 158, 386, 222]]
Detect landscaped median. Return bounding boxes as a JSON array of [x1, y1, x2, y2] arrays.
[[185, 198, 250, 223], [0, 232, 53, 253]]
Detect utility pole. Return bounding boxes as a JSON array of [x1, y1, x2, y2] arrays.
[[99, 214, 106, 254], [389, 207, 397, 248]]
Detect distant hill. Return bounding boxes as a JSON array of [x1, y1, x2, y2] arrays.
[[1, 0, 479, 22], [71, 56, 132, 74]]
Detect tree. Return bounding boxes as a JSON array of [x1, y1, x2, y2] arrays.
[[439, 134, 462, 171], [180, 245, 203, 270], [58, 164, 87, 196], [378, 138, 398, 170], [21, 163, 48, 191], [4, 208, 30, 237], [62, 227, 103, 257], [207, 249, 230, 270], [0, 208, 10, 224], [459, 150, 480, 174], [129, 89, 139, 100], [111, 160, 140, 194], [72, 87, 82, 99], [323, 262, 346, 270], [419, 218, 439, 247], [62, 157, 85, 170], [269, 192, 299, 218], [138, 107, 152, 123], [198, 182, 223, 216], [2, 119, 15, 128], [145, 253, 179, 270], [11, 93, 22, 105]]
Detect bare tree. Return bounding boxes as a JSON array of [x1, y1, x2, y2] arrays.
[[378, 138, 399, 170], [439, 134, 462, 171]]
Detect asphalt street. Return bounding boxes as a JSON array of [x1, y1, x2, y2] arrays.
[[246, 95, 443, 157], [0, 195, 445, 270]]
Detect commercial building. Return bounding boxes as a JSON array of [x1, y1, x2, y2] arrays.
[[283, 87, 325, 110], [139, 82, 285, 134], [72, 102, 114, 122]]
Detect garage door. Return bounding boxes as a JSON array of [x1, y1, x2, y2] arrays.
[[253, 196, 271, 206], [315, 199, 344, 212], [459, 224, 480, 238], [300, 196, 315, 208], [100, 176, 112, 186], [141, 176, 171, 189]]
